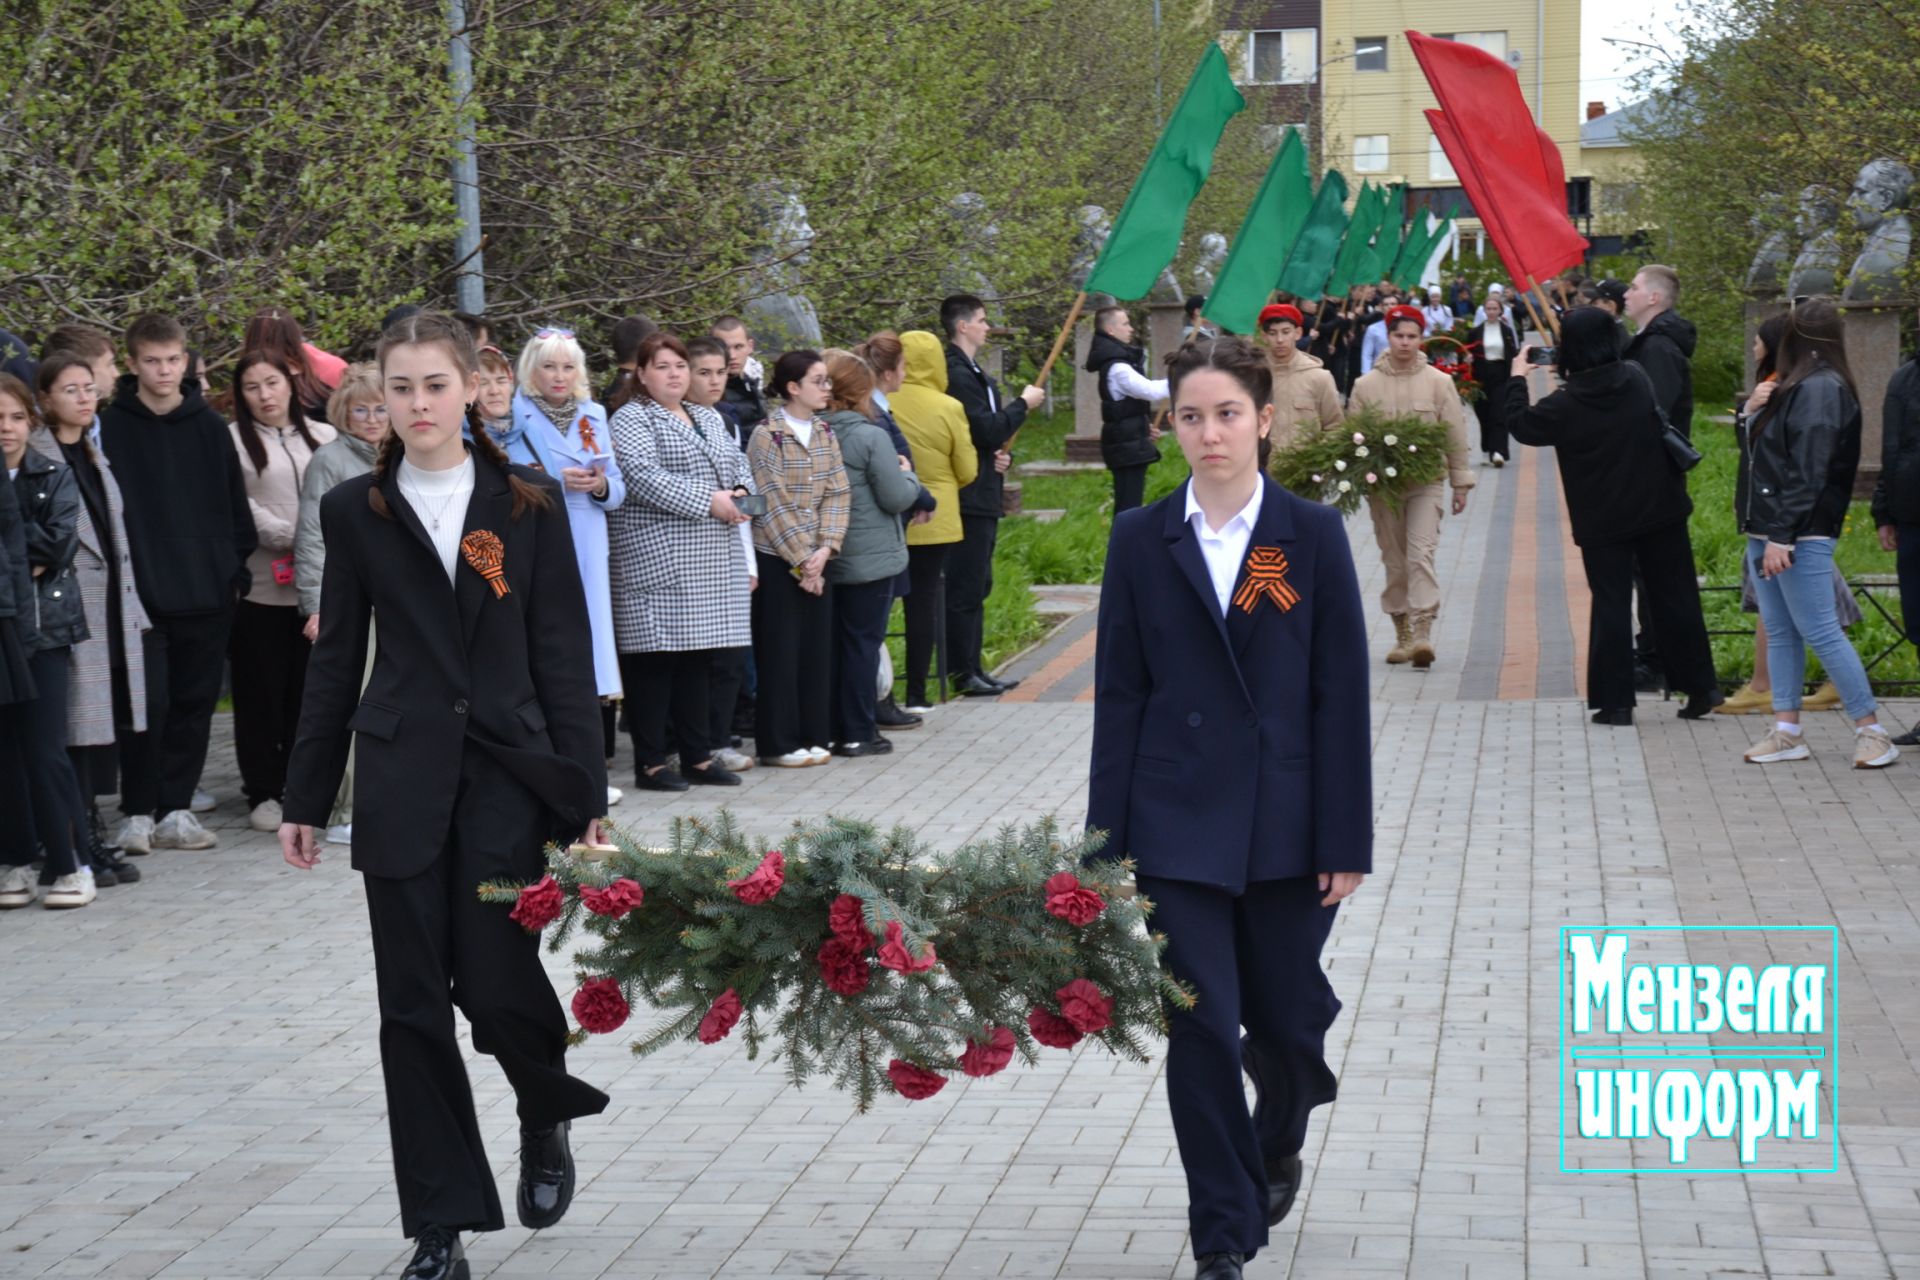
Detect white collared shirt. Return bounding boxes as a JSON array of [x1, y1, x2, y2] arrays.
[[1184, 479, 1264, 618], [1105, 362, 1170, 404]]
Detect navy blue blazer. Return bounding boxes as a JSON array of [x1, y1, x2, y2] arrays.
[[1086, 475, 1373, 889]]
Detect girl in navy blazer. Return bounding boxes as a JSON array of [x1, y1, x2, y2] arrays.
[[279, 313, 608, 1280], [1088, 337, 1373, 1280]]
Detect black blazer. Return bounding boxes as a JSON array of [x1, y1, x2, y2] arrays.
[[944, 342, 1027, 519], [283, 446, 606, 878], [1087, 476, 1373, 890]]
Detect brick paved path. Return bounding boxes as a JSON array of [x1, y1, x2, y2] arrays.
[[4, 450, 1919, 1279]]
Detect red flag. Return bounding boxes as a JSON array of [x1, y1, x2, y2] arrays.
[[1425, 109, 1528, 284], [1408, 31, 1587, 285]]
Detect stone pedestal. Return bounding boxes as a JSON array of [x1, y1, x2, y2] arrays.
[[1065, 318, 1105, 463], [1146, 300, 1185, 378]]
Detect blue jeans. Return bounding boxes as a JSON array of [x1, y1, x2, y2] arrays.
[[1746, 537, 1877, 719]]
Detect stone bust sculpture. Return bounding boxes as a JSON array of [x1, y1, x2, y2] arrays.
[[1745, 194, 1792, 295], [1787, 185, 1842, 298], [1842, 157, 1914, 302]]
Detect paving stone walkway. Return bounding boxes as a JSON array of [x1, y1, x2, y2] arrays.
[[4, 450, 1919, 1279]]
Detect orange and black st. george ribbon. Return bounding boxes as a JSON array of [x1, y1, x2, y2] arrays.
[[461, 530, 511, 598], [1232, 546, 1300, 615]]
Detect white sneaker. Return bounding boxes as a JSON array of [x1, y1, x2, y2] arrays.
[[1490, 452, 1506, 468], [764, 749, 814, 768], [606, 785, 624, 808], [113, 815, 155, 855], [190, 788, 216, 813], [804, 746, 831, 765], [0, 865, 36, 909], [1854, 726, 1899, 769], [1744, 727, 1811, 764], [153, 809, 218, 849], [903, 704, 935, 715], [248, 799, 283, 832], [717, 748, 755, 772], [325, 823, 353, 846], [43, 872, 96, 909]]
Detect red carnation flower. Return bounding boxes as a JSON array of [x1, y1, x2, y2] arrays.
[[817, 937, 872, 997], [570, 977, 629, 1034], [958, 1026, 1016, 1078], [886, 1059, 947, 1100], [1043, 871, 1106, 927], [508, 875, 566, 932], [829, 894, 874, 951], [579, 877, 644, 919], [1055, 978, 1115, 1035], [1028, 1007, 1083, 1050], [697, 988, 744, 1044], [877, 919, 938, 973], [727, 850, 786, 905]]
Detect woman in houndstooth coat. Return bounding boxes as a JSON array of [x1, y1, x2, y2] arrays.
[[607, 334, 755, 791]]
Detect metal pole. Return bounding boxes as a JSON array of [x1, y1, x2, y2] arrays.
[[448, 0, 485, 314]]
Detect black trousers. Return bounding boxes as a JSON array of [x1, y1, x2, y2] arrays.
[[752, 551, 832, 758], [229, 600, 310, 808], [362, 744, 609, 1239], [944, 515, 998, 680], [123, 607, 232, 816], [830, 577, 893, 745], [707, 647, 749, 752], [0, 648, 86, 874], [903, 543, 949, 704], [1137, 873, 1342, 1260], [1581, 520, 1718, 710], [1474, 371, 1511, 457], [618, 648, 714, 774], [1112, 463, 1149, 514], [1898, 524, 1920, 655], [115, 629, 166, 816]]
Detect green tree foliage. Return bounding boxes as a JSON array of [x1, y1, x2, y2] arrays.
[[1626, 0, 1920, 397], [0, 0, 1284, 362]]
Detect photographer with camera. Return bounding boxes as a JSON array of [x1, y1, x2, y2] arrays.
[[1502, 306, 1719, 725], [1468, 296, 1520, 467]]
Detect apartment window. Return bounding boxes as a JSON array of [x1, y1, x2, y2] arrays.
[[1354, 135, 1389, 173], [1434, 30, 1509, 60], [1353, 37, 1387, 72], [1258, 123, 1309, 151], [1248, 29, 1317, 84], [1428, 133, 1456, 181]]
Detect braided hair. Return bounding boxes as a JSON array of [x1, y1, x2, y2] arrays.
[[368, 311, 553, 521]]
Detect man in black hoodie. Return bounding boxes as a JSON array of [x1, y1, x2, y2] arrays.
[[1085, 305, 1167, 513], [1622, 265, 1698, 687], [941, 293, 1044, 697], [99, 313, 257, 853]]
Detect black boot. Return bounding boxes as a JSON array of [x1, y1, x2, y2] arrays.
[[92, 836, 139, 884], [517, 1120, 575, 1229], [400, 1226, 467, 1280], [1195, 1252, 1245, 1279]]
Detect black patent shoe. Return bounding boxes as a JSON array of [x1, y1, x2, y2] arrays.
[[685, 761, 742, 786], [635, 767, 690, 792], [1195, 1252, 1246, 1279], [517, 1121, 575, 1230], [953, 674, 1002, 698], [1264, 1152, 1303, 1225], [1592, 707, 1634, 726], [401, 1226, 467, 1279], [874, 697, 923, 729]]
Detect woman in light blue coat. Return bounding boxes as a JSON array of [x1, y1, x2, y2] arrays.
[[502, 330, 625, 715]]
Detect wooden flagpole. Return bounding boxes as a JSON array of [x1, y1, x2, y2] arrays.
[[1008, 291, 1088, 451], [1525, 278, 1562, 341]]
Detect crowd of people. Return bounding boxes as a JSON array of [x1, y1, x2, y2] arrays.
[[0, 294, 1041, 910]]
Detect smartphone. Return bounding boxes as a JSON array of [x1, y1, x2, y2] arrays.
[[1526, 346, 1558, 365], [733, 492, 769, 516], [587, 453, 611, 470]]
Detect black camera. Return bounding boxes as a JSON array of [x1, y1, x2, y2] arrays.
[[1526, 346, 1557, 365]]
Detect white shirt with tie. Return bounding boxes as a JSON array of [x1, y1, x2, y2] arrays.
[[1184, 478, 1264, 618]]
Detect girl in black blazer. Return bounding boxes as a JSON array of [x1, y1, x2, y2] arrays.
[[1088, 338, 1371, 1280], [279, 313, 608, 1280]]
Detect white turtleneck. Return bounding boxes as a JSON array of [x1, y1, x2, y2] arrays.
[[397, 453, 476, 583], [782, 409, 814, 448]]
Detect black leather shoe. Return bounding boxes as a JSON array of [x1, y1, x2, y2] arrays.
[[1264, 1152, 1303, 1225], [1677, 690, 1724, 720], [1195, 1252, 1246, 1279], [635, 768, 690, 792], [832, 737, 894, 758], [874, 698, 923, 729], [1893, 726, 1920, 747], [1592, 708, 1634, 726], [982, 673, 1022, 693], [401, 1226, 467, 1279], [1633, 660, 1665, 694], [517, 1121, 575, 1229], [685, 762, 742, 786], [953, 674, 1002, 697]]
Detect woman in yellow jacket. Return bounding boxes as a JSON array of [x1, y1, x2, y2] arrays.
[[1349, 306, 1475, 668], [888, 330, 979, 711]]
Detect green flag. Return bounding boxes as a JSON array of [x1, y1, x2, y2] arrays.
[[1359, 184, 1405, 287], [1199, 130, 1312, 335], [1083, 43, 1246, 300], [1386, 211, 1434, 288], [1274, 170, 1351, 299], [1325, 182, 1385, 296]]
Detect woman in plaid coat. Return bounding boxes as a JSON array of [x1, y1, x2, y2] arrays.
[[607, 333, 755, 791]]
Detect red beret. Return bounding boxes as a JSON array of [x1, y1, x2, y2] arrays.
[[1385, 305, 1427, 330], [1258, 303, 1304, 329]]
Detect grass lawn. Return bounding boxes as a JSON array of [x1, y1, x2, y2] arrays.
[[1686, 414, 1915, 690]]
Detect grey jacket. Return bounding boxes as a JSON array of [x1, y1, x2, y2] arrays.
[[822, 409, 920, 586], [295, 433, 379, 616]]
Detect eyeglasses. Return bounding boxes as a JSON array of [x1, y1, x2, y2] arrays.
[[534, 327, 576, 340], [350, 404, 390, 420]]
